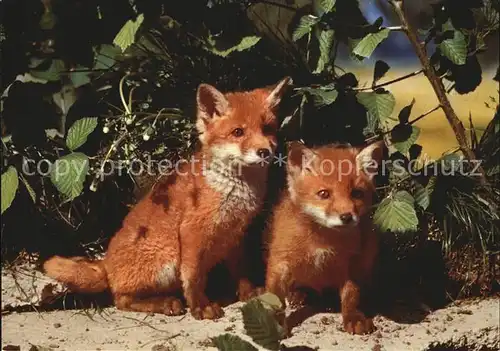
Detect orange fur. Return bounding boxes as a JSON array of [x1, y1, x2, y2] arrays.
[[264, 141, 384, 334], [44, 77, 292, 320]]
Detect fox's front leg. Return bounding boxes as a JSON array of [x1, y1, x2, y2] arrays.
[[265, 259, 293, 308], [226, 244, 265, 302], [340, 279, 375, 335], [180, 247, 224, 320]]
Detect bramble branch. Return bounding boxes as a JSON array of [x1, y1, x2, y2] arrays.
[[355, 69, 424, 91], [409, 104, 442, 125], [388, 0, 487, 184]]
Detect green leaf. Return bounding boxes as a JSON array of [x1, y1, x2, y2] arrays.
[[40, 10, 56, 30], [352, 28, 390, 58], [426, 176, 437, 197], [241, 299, 283, 351], [113, 14, 145, 52], [69, 66, 92, 88], [1, 166, 19, 214], [50, 152, 89, 200], [392, 125, 421, 155], [414, 183, 430, 210], [373, 60, 390, 84], [439, 30, 467, 65], [66, 117, 98, 151], [314, 28, 335, 74], [373, 190, 419, 233], [313, 0, 336, 16], [30, 59, 65, 81], [356, 90, 396, 123], [19, 175, 36, 203], [255, 292, 283, 311], [292, 15, 320, 41], [205, 36, 261, 58], [93, 44, 121, 70], [212, 334, 258, 351], [298, 87, 338, 107]]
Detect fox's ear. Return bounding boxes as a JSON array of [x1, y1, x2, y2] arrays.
[[286, 140, 317, 176], [265, 76, 293, 109], [196, 83, 229, 122], [355, 141, 385, 179]]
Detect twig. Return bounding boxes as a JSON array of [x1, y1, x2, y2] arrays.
[[409, 104, 442, 125], [355, 69, 424, 91], [388, 0, 487, 184], [387, 26, 404, 31]]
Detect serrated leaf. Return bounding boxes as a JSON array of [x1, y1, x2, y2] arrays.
[[392, 125, 420, 155], [206, 36, 261, 57], [212, 334, 258, 351], [356, 90, 396, 123], [50, 152, 89, 200], [314, 29, 335, 74], [373, 60, 390, 84], [113, 14, 144, 52], [20, 175, 36, 203], [298, 87, 338, 107], [66, 117, 98, 151], [439, 29, 467, 65], [255, 292, 283, 311], [30, 59, 65, 81], [373, 190, 419, 233], [313, 0, 336, 16], [292, 15, 320, 41], [241, 299, 283, 351], [1, 166, 19, 214], [414, 183, 430, 210], [352, 28, 390, 58]]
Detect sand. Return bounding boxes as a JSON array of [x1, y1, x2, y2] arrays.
[[2, 262, 499, 351]]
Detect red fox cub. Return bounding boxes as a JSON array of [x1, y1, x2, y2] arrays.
[[265, 141, 384, 334], [43, 77, 292, 320]]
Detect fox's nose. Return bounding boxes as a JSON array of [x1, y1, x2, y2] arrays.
[[257, 148, 271, 159], [340, 213, 353, 225]]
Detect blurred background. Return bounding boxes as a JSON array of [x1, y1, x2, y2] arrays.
[[249, 0, 499, 159]]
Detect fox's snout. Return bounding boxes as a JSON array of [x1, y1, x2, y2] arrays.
[[302, 203, 360, 229]]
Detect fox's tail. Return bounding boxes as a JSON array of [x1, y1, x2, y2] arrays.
[[43, 256, 108, 293]]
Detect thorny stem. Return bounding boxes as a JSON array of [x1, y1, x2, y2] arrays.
[[388, 0, 487, 184], [355, 69, 424, 91]]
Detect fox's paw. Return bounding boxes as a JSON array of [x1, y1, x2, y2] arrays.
[[287, 290, 308, 308], [342, 311, 375, 335], [238, 284, 266, 302], [191, 302, 224, 320], [162, 297, 186, 316]]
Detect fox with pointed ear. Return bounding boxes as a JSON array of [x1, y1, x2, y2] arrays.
[[43, 77, 293, 320], [264, 141, 385, 334]]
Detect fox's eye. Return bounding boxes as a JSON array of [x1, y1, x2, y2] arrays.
[[317, 189, 330, 199], [232, 128, 244, 137], [351, 188, 364, 199]]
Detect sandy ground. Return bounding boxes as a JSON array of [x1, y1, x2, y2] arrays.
[[2, 263, 499, 351]]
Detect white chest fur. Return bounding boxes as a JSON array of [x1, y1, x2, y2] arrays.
[[204, 163, 262, 223]]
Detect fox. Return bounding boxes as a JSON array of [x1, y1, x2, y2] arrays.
[[264, 140, 384, 334], [43, 76, 293, 320]]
